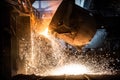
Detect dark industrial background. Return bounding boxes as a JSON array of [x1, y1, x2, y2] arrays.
[[0, 0, 120, 80]]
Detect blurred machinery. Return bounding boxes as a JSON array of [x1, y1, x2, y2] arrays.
[[49, 0, 97, 48]]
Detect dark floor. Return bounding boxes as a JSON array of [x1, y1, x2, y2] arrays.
[[12, 73, 120, 80]]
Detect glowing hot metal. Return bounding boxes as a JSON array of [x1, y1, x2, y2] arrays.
[[40, 27, 49, 38], [49, 64, 91, 75], [17, 0, 114, 76]]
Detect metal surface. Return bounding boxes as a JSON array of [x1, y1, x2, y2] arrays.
[[49, 0, 97, 47]]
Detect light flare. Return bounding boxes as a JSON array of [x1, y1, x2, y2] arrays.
[[40, 27, 49, 38], [49, 64, 91, 75]]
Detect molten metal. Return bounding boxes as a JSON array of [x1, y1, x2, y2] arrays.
[[17, 0, 114, 76], [49, 64, 91, 75], [40, 27, 49, 38]]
